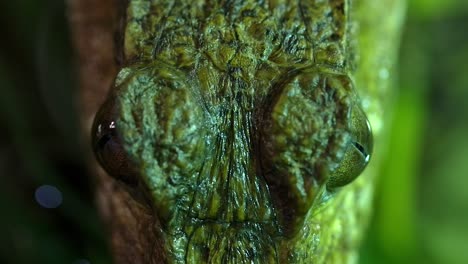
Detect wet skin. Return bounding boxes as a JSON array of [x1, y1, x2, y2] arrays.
[[92, 0, 378, 263]]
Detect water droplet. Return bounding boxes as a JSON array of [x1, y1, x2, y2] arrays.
[[34, 185, 63, 208]]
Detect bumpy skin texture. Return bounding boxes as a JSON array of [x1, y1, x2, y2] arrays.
[[90, 0, 405, 263]]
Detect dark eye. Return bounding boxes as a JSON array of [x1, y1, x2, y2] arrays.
[[92, 98, 138, 185], [327, 105, 373, 189]]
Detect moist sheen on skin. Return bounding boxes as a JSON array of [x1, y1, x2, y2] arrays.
[[91, 0, 392, 263]]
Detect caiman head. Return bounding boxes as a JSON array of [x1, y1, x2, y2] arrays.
[[92, 0, 372, 263]]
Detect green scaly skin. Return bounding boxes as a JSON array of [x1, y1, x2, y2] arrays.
[[92, 0, 405, 263]]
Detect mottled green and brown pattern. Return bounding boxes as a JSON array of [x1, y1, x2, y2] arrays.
[[92, 0, 405, 263]]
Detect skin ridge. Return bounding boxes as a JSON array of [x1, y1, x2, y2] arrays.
[[106, 0, 366, 263], [124, 0, 350, 70]]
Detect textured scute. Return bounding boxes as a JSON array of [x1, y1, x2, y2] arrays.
[[90, 0, 403, 263]]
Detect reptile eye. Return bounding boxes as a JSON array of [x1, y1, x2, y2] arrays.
[[92, 97, 138, 185], [327, 105, 373, 189]]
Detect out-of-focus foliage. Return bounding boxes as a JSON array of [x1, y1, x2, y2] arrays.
[[0, 0, 110, 263], [360, 1, 468, 264], [0, 0, 467, 263]]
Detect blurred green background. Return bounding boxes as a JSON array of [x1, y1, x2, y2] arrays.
[[1, 0, 467, 263]]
